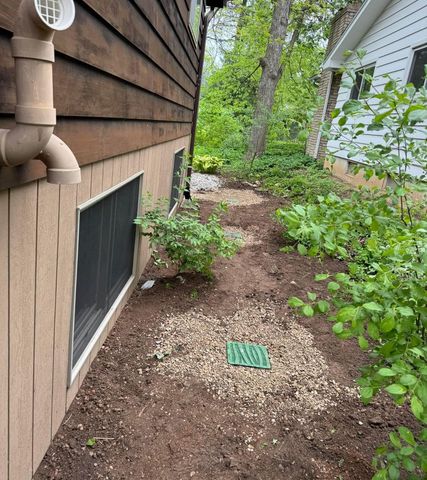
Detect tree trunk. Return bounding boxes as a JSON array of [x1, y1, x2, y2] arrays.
[[245, 0, 293, 161]]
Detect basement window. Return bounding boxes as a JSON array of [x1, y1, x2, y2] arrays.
[[169, 149, 184, 213], [70, 174, 142, 378], [350, 65, 375, 100], [408, 45, 427, 89]]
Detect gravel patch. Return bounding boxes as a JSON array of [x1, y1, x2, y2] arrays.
[[153, 301, 357, 423], [193, 188, 265, 206], [191, 173, 222, 192]]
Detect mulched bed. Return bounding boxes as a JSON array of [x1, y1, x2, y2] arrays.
[[35, 182, 416, 480]]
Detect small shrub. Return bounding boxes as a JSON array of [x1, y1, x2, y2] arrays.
[[193, 154, 224, 174], [134, 199, 238, 279], [282, 51, 427, 479]]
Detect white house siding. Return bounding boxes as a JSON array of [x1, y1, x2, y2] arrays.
[[327, 0, 427, 175]]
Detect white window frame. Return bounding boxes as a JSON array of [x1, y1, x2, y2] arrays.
[[68, 171, 144, 386]]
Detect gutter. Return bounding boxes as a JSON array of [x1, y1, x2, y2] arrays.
[[0, 0, 81, 185]]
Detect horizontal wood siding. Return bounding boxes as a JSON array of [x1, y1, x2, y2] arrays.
[[0, 0, 201, 190], [328, 0, 427, 162], [1, 136, 190, 480]]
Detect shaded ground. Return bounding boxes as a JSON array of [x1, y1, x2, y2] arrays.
[[35, 182, 415, 480]]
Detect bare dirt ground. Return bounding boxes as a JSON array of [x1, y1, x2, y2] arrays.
[[35, 182, 416, 480]]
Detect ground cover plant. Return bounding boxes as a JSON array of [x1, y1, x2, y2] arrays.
[[277, 54, 427, 479], [214, 141, 350, 201], [134, 197, 239, 279]]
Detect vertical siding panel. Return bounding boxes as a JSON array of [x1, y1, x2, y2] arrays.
[[0, 190, 8, 480], [112, 156, 122, 186], [9, 183, 37, 480], [121, 154, 130, 181], [77, 164, 92, 205], [132, 150, 141, 175], [152, 144, 161, 202], [90, 161, 104, 198], [102, 158, 114, 191], [127, 152, 136, 177], [51, 184, 78, 434], [33, 181, 60, 473]]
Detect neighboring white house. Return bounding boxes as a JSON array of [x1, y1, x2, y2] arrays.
[[307, 0, 427, 187]]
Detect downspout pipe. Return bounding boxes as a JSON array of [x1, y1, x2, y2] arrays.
[[0, 0, 81, 184], [184, 7, 217, 199]]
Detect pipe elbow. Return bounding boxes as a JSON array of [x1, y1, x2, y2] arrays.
[[0, 126, 54, 167], [15, 0, 75, 39], [38, 134, 81, 184]]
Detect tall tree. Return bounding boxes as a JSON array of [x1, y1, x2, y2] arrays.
[[245, 0, 293, 161]]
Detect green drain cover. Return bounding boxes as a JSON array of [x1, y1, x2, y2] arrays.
[[226, 341, 271, 369]]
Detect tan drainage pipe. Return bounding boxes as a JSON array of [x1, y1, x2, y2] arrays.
[[0, 0, 81, 184]]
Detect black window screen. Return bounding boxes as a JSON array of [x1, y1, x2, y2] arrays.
[[409, 47, 427, 89], [169, 149, 184, 212], [73, 176, 140, 367], [350, 66, 375, 100]]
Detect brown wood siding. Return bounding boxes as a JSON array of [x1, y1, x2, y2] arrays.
[[0, 0, 202, 191], [1, 136, 189, 480], [0, 191, 8, 480], [33, 181, 60, 470], [9, 183, 37, 480], [0, 118, 192, 189]]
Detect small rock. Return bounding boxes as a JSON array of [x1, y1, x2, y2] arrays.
[[368, 416, 384, 426], [141, 280, 155, 290]]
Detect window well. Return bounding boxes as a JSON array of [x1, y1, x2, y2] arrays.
[[71, 175, 141, 370]]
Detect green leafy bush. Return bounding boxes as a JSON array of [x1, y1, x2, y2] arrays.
[[276, 189, 403, 271], [193, 154, 224, 174], [222, 152, 349, 201], [281, 51, 427, 479], [134, 199, 238, 279]]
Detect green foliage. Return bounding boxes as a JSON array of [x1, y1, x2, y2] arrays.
[[134, 199, 238, 279], [222, 150, 349, 201], [280, 57, 427, 479], [322, 52, 427, 194], [193, 154, 224, 174], [196, 0, 342, 154], [372, 427, 427, 479], [265, 141, 305, 156], [86, 438, 96, 448]]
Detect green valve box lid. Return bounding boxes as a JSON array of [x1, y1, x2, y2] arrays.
[[226, 341, 271, 369]]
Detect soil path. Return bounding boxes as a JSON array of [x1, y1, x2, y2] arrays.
[[35, 183, 414, 480]]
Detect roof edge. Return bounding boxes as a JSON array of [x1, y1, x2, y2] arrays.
[[323, 0, 392, 70]]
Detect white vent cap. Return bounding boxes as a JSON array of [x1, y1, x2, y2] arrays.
[[34, 0, 75, 31]]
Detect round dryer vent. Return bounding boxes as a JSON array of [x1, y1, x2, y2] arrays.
[[34, 0, 75, 31]]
